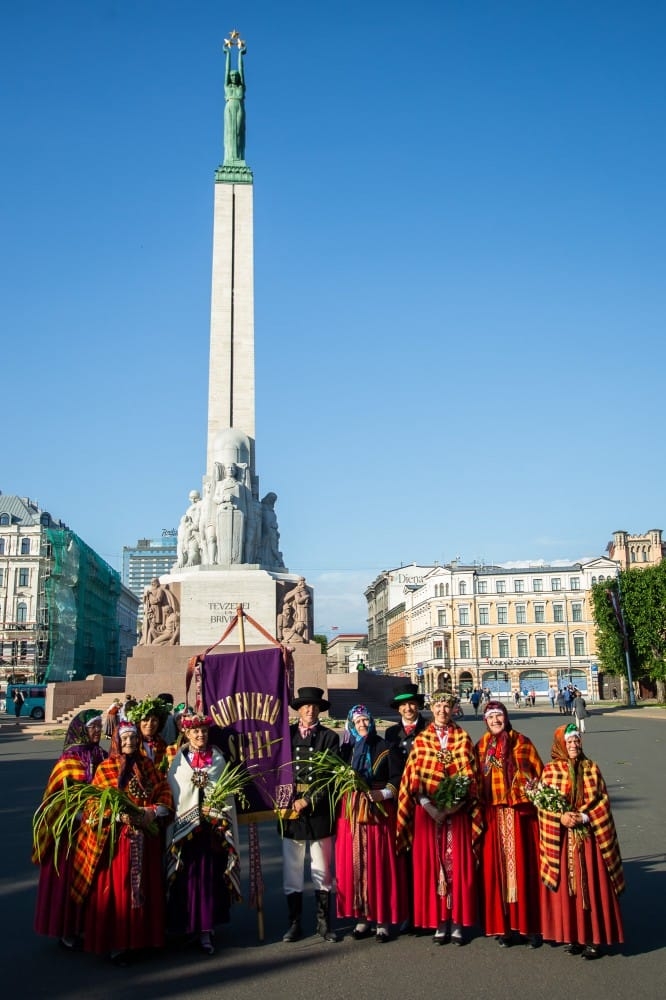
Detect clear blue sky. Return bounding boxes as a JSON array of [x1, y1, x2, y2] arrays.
[[2, 2, 664, 634]]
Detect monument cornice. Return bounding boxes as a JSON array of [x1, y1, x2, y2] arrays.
[[215, 163, 254, 184]]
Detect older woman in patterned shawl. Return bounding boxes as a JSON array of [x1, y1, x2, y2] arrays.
[[71, 721, 173, 963], [33, 709, 107, 946], [537, 723, 624, 959], [335, 705, 407, 942], [475, 700, 543, 947], [396, 690, 482, 945]]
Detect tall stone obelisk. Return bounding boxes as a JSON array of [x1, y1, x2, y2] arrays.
[[207, 32, 256, 480], [124, 32, 327, 699]]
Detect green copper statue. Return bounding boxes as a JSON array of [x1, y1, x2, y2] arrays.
[[224, 31, 246, 164]]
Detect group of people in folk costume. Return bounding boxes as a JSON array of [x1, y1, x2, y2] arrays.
[[280, 683, 624, 959], [32, 683, 624, 964]]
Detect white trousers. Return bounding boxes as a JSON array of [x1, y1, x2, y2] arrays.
[[282, 835, 335, 893]]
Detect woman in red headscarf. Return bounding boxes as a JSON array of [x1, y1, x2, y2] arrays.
[[475, 701, 543, 947], [71, 721, 173, 964], [537, 723, 624, 959]]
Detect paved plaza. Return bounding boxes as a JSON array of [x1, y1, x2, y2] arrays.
[[1, 706, 664, 999]]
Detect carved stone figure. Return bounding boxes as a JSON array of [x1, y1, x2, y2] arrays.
[[201, 478, 218, 565], [152, 606, 180, 646], [282, 577, 312, 643], [260, 492, 285, 569], [140, 579, 179, 645], [176, 490, 202, 568], [223, 37, 246, 163], [214, 461, 250, 564]]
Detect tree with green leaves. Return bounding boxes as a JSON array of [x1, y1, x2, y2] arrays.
[[312, 634, 328, 656], [592, 562, 666, 702]]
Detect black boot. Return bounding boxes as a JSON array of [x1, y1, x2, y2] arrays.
[[282, 892, 303, 942], [315, 890, 338, 942]]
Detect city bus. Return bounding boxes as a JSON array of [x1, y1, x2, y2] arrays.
[[4, 684, 47, 720]]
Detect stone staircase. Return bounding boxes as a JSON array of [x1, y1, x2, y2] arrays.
[[55, 693, 125, 727]]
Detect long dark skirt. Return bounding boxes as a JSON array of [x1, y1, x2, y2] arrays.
[[167, 824, 232, 935]]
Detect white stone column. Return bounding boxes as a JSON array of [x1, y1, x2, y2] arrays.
[[206, 181, 255, 477]]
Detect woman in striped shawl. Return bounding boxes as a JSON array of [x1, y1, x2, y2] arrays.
[[33, 710, 107, 947], [537, 723, 624, 959], [475, 701, 543, 947]]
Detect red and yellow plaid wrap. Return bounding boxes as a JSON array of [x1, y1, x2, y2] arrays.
[[537, 759, 625, 898], [70, 755, 173, 904], [475, 730, 543, 806], [396, 723, 482, 853]]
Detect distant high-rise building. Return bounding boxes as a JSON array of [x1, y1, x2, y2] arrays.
[[122, 536, 178, 610]]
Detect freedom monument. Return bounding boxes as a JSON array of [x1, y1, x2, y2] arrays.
[[126, 32, 326, 697]]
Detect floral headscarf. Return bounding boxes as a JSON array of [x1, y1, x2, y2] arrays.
[[551, 723, 586, 808], [344, 704, 375, 781], [60, 709, 107, 781], [481, 700, 516, 792]]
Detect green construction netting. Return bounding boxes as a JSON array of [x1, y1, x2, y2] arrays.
[[44, 528, 121, 681]]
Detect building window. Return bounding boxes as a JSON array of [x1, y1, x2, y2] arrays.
[[497, 605, 508, 625], [553, 603, 564, 623], [534, 604, 545, 623], [533, 578, 543, 592], [459, 640, 471, 659], [570, 577, 580, 590], [498, 638, 510, 658], [480, 638, 491, 658], [496, 580, 506, 593], [517, 637, 528, 657], [477, 580, 487, 594], [0, 513, 9, 526], [516, 605, 526, 624], [598, 575, 605, 583], [0, 568, 3, 586], [555, 637, 566, 656], [434, 641, 443, 659], [631, 550, 636, 562], [536, 636, 547, 657], [514, 579, 524, 593], [459, 606, 469, 626], [573, 635, 585, 656], [0, 538, 4, 555], [551, 578, 561, 591], [459, 581, 466, 595], [16, 602, 28, 623], [437, 609, 446, 627], [591, 576, 597, 586], [572, 602, 583, 622], [18, 568, 30, 587], [479, 606, 489, 625], [21, 537, 31, 554]]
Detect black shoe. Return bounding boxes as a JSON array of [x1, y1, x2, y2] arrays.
[[582, 945, 601, 960], [352, 925, 372, 940], [282, 922, 302, 943], [497, 935, 512, 948], [432, 930, 451, 945], [526, 934, 543, 949], [564, 942, 584, 955], [376, 931, 390, 944], [110, 950, 131, 967]]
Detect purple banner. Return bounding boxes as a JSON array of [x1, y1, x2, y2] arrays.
[[200, 647, 293, 819]]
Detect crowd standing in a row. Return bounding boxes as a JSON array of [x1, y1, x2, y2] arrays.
[[32, 683, 624, 964]]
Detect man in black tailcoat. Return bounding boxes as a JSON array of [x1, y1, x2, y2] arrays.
[[280, 686, 340, 943], [384, 681, 427, 933], [384, 682, 427, 770]]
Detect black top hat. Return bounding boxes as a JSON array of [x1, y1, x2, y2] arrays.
[[290, 686, 330, 711], [389, 682, 425, 710]]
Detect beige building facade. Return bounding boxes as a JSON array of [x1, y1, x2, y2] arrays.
[[381, 557, 622, 702]]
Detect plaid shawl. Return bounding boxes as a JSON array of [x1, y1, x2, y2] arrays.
[[32, 754, 99, 864], [70, 754, 173, 904], [396, 722, 482, 853], [537, 758, 625, 897], [475, 730, 543, 806]]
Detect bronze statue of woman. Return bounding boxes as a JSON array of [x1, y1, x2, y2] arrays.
[[224, 42, 246, 163]]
